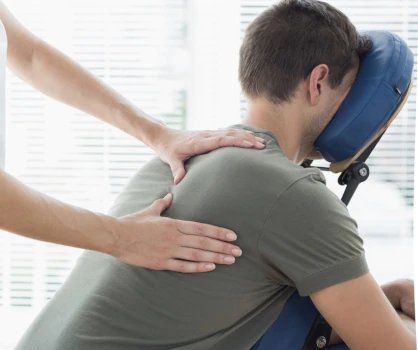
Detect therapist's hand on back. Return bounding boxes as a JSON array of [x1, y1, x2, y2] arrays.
[[112, 193, 243, 273], [112, 127, 264, 272]]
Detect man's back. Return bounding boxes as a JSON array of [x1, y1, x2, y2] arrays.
[[16, 125, 367, 350]]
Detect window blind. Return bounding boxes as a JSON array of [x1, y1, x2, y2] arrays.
[[0, 0, 187, 316]]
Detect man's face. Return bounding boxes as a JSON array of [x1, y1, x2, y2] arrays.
[[304, 58, 360, 159]]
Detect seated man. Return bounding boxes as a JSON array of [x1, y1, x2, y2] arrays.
[[16, 1, 416, 349]]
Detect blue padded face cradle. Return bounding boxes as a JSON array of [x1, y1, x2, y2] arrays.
[[315, 31, 414, 163]]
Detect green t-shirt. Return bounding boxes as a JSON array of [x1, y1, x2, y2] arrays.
[[16, 125, 368, 350]]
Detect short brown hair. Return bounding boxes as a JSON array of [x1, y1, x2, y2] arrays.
[[239, 0, 371, 104]]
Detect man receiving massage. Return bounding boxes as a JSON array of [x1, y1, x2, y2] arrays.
[[16, 0, 416, 349]]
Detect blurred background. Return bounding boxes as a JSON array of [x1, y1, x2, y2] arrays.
[[0, 0, 416, 348]]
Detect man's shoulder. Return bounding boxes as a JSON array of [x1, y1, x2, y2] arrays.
[[281, 169, 340, 207], [187, 140, 305, 176]]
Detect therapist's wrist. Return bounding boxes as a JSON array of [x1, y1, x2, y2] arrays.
[[115, 103, 166, 148], [136, 117, 168, 152], [90, 212, 120, 256]]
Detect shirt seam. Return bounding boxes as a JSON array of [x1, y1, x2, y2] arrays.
[[295, 251, 366, 285]]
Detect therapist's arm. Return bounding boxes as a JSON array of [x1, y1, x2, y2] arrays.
[[0, 1, 264, 184], [311, 273, 416, 350], [0, 1, 249, 272], [0, 168, 242, 272]]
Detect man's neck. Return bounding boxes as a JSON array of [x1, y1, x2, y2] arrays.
[[242, 98, 308, 164]]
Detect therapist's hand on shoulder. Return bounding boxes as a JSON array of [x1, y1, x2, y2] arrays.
[[154, 127, 265, 184], [110, 193, 242, 273]]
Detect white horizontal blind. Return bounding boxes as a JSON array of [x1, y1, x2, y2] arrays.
[[0, 0, 187, 312], [240, 0, 418, 208]]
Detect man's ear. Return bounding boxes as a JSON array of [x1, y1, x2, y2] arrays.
[[308, 64, 330, 105]]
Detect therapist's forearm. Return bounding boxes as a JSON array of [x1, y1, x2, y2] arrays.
[[11, 38, 164, 147], [0, 0, 163, 148], [0, 168, 116, 253]]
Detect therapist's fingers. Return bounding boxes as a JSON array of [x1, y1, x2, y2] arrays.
[[157, 128, 265, 185], [165, 259, 217, 273], [175, 219, 238, 242], [201, 133, 266, 150], [145, 193, 173, 215], [177, 232, 242, 258], [170, 160, 187, 185], [175, 220, 242, 257], [174, 247, 236, 265], [113, 193, 242, 272]]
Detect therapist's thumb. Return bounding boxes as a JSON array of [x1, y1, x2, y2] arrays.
[[148, 193, 173, 216], [170, 161, 187, 185]]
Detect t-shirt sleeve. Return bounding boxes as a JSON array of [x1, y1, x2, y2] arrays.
[[258, 172, 369, 296]]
